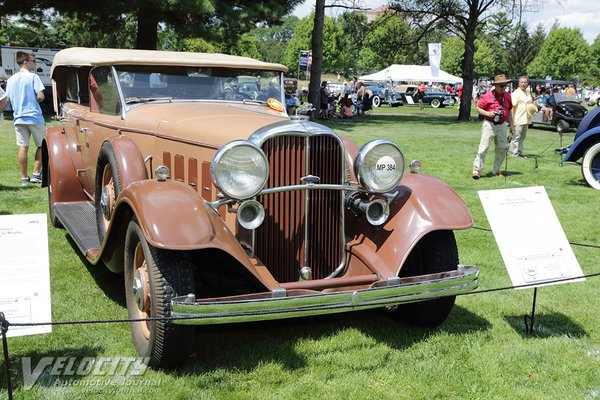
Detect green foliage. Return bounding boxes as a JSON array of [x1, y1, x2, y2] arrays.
[[440, 36, 464, 77], [474, 38, 505, 78], [528, 28, 591, 80], [358, 14, 412, 71], [247, 16, 300, 64], [338, 11, 369, 69], [284, 14, 349, 75], [504, 23, 540, 78]]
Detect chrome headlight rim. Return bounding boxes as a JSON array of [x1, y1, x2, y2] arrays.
[[355, 139, 405, 193], [211, 140, 269, 200]]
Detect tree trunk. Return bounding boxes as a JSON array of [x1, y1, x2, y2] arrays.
[[136, 7, 160, 50], [458, 1, 482, 121], [308, 0, 325, 119]]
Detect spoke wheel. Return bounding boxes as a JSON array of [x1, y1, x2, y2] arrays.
[[389, 230, 458, 327], [582, 142, 600, 190], [95, 142, 123, 243], [124, 218, 195, 368]]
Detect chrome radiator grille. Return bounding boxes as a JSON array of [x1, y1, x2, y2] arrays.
[[255, 135, 344, 283]]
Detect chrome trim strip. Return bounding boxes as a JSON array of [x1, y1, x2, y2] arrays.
[[170, 266, 480, 325]]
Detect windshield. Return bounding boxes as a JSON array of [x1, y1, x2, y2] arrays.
[[114, 65, 282, 105], [552, 92, 580, 103]]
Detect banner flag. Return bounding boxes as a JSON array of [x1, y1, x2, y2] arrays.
[[428, 43, 441, 78]]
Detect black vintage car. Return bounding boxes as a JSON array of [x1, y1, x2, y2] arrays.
[[531, 92, 587, 133]]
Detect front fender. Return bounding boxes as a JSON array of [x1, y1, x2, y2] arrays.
[[104, 180, 262, 282], [346, 172, 473, 278], [43, 126, 86, 202], [562, 126, 600, 163]]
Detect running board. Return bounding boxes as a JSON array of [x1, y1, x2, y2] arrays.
[[53, 202, 101, 255]]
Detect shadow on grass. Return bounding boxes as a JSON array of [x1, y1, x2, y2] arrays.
[[182, 304, 490, 374], [504, 312, 587, 339], [64, 234, 126, 308], [1, 345, 105, 390]]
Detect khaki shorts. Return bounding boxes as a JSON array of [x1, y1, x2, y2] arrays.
[[15, 124, 46, 147]]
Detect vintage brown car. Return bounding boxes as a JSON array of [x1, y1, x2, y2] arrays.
[[44, 47, 479, 368]]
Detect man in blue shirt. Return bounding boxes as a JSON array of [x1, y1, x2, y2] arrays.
[[1, 51, 46, 187]]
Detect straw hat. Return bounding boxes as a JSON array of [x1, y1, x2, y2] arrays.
[[492, 74, 510, 85], [527, 103, 538, 117]]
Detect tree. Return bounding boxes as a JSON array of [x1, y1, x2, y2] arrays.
[[247, 16, 299, 64], [527, 28, 590, 80], [358, 14, 412, 71], [0, 0, 302, 50], [389, 0, 537, 121]]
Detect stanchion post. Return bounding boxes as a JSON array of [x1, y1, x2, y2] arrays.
[[524, 287, 538, 334], [0, 312, 14, 400]]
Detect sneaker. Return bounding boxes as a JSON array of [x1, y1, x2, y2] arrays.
[[30, 173, 42, 183], [494, 171, 505, 177], [21, 177, 30, 187], [472, 171, 480, 180]]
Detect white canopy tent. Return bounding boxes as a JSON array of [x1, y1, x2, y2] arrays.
[[359, 64, 462, 84]]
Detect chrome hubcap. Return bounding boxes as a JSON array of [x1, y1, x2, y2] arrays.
[[133, 269, 146, 311]]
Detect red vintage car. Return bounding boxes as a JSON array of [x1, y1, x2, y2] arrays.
[[44, 47, 479, 368]]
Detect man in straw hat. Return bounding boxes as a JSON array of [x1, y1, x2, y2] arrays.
[[472, 74, 515, 179], [510, 75, 535, 157]]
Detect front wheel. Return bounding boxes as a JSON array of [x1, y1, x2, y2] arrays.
[[124, 219, 195, 368], [372, 95, 381, 108], [582, 142, 600, 190], [389, 230, 458, 327], [430, 98, 441, 108]]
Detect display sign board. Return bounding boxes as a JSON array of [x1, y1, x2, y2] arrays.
[[0, 214, 52, 337], [478, 186, 584, 288]]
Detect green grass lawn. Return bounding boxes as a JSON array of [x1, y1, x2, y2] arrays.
[[1, 110, 599, 399]]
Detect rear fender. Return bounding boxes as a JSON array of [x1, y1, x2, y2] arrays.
[[346, 172, 473, 278], [42, 126, 86, 202], [103, 180, 262, 284], [104, 135, 148, 187]]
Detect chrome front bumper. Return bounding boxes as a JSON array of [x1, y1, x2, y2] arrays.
[[171, 265, 479, 325]]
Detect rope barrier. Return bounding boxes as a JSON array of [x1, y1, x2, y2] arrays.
[[1, 225, 598, 399]]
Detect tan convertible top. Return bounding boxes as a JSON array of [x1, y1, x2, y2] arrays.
[[51, 47, 288, 75]]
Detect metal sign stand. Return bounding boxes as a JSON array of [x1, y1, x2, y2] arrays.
[[523, 288, 538, 334], [0, 312, 13, 400]]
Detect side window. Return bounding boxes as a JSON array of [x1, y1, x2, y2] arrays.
[[89, 66, 121, 115], [65, 70, 79, 103]]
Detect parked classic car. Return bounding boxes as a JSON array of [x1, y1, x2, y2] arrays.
[[393, 84, 455, 108], [363, 81, 403, 107], [531, 92, 587, 133], [45, 47, 480, 368], [560, 106, 600, 189]]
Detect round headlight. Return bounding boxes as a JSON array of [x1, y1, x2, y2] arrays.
[[355, 139, 404, 193], [211, 141, 269, 199]]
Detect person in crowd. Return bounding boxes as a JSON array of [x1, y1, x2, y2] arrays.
[[510, 76, 534, 157], [356, 81, 366, 103], [417, 81, 426, 110], [535, 87, 552, 122], [3, 51, 46, 187], [350, 76, 359, 103], [319, 80, 331, 119], [456, 83, 463, 108], [472, 74, 515, 179], [339, 93, 353, 119], [566, 83, 576, 96]]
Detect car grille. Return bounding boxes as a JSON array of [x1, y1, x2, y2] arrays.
[[254, 135, 344, 283]]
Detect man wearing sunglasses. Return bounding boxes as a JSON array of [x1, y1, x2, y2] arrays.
[[1, 51, 46, 187], [472, 74, 515, 179]]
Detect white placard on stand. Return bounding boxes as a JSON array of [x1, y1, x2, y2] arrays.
[[0, 214, 52, 337], [478, 186, 584, 288]]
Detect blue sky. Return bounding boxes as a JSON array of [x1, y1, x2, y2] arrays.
[[292, 0, 599, 44]]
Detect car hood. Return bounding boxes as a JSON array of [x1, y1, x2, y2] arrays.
[[125, 102, 289, 148]]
